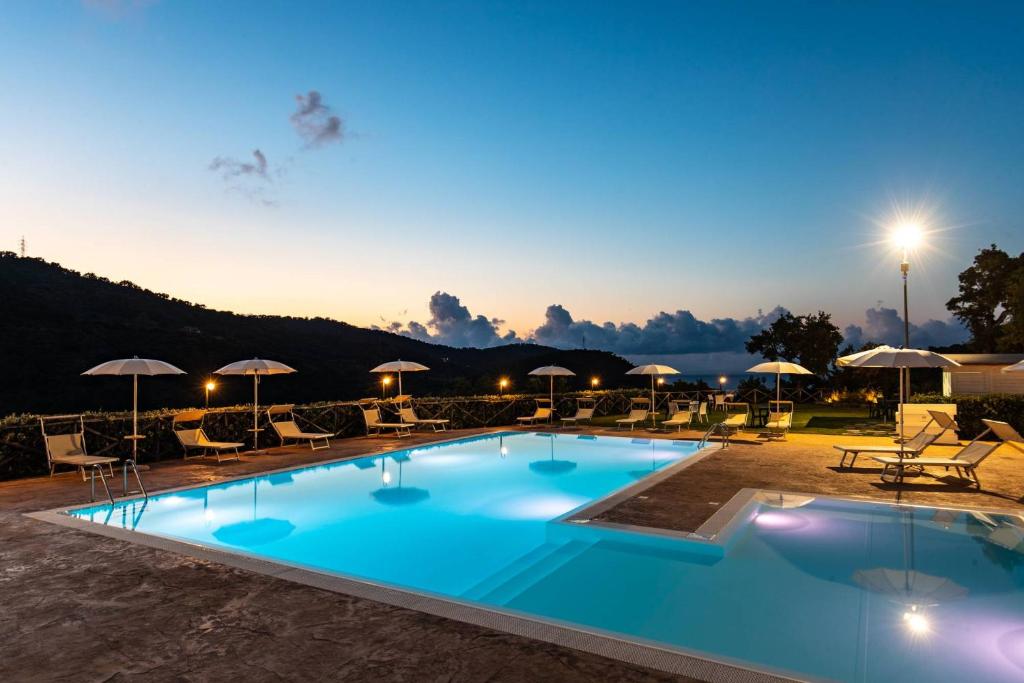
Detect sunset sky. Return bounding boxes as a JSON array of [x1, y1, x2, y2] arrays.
[[2, 1, 1023, 359]]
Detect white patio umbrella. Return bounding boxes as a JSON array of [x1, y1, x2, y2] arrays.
[[528, 366, 576, 416], [82, 357, 186, 462], [370, 359, 430, 395], [214, 359, 296, 450], [625, 364, 680, 427], [745, 361, 813, 403], [837, 347, 959, 458]]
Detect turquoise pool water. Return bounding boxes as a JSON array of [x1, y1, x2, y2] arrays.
[[67, 432, 1024, 682]]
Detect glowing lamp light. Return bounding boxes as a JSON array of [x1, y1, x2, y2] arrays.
[[382, 376, 392, 386], [591, 376, 600, 388], [657, 377, 665, 385], [718, 376, 727, 385], [892, 222, 923, 253], [381, 471, 392, 485], [500, 446, 509, 457], [903, 608, 930, 636], [205, 381, 216, 392]]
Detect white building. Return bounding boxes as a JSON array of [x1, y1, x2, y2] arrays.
[[942, 354, 1024, 396]]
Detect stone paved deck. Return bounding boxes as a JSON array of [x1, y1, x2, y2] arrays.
[[0, 428, 692, 683], [4, 425, 1023, 681]]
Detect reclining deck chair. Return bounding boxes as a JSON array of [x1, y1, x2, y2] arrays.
[[661, 400, 692, 432], [267, 404, 335, 450], [40, 415, 121, 501], [361, 403, 412, 437], [616, 398, 650, 431], [833, 409, 954, 468], [764, 400, 795, 440], [872, 419, 1012, 488], [517, 398, 553, 426], [560, 397, 596, 428], [172, 410, 244, 462], [700, 407, 751, 448], [394, 397, 450, 432]]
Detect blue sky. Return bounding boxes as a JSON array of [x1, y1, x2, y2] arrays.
[[1, 1, 1022, 357]]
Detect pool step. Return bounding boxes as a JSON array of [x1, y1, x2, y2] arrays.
[[460, 541, 569, 601], [470, 540, 593, 605]]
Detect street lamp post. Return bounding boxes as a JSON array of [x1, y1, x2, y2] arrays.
[[499, 377, 508, 396], [204, 380, 216, 408], [893, 223, 921, 401]]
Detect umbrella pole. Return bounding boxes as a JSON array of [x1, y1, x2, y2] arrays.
[[253, 374, 260, 451], [776, 371, 781, 405], [651, 375, 657, 428], [132, 374, 138, 462], [550, 376, 554, 422], [399, 371, 403, 396]]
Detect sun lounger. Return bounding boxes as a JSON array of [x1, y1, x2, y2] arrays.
[[266, 405, 335, 449], [560, 398, 595, 428], [871, 419, 1009, 488], [662, 401, 692, 432], [173, 410, 243, 462], [398, 405, 450, 432], [834, 430, 939, 468], [763, 401, 794, 440], [361, 405, 412, 437], [616, 398, 650, 431], [518, 399, 553, 425], [40, 415, 122, 501]]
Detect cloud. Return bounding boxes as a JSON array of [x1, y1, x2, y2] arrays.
[[532, 304, 788, 354], [291, 91, 344, 147], [382, 292, 520, 348], [209, 149, 270, 181], [383, 293, 789, 353], [843, 307, 968, 349], [208, 149, 278, 206]]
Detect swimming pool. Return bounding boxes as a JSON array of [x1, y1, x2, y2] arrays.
[[62, 432, 1024, 682]]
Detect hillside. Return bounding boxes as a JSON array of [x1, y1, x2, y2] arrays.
[[0, 253, 634, 416]]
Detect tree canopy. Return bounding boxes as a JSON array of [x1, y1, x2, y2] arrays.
[[946, 245, 1024, 352], [744, 311, 843, 376]]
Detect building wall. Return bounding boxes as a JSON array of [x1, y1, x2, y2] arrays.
[[943, 365, 1024, 396]]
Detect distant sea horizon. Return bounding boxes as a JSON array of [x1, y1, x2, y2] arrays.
[[624, 352, 765, 390]]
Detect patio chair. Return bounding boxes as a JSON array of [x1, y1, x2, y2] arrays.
[[834, 430, 939, 469], [764, 400, 795, 440], [871, 419, 1010, 488], [713, 394, 726, 412], [397, 400, 450, 432], [172, 410, 243, 462], [267, 404, 335, 450], [616, 398, 650, 431], [697, 401, 709, 424], [40, 415, 121, 501], [361, 404, 412, 438], [560, 397, 595, 428], [517, 399, 553, 426]]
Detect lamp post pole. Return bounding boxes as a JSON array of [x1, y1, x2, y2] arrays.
[[902, 251, 911, 401]]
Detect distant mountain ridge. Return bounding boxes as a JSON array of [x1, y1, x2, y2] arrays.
[[0, 252, 633, 417]]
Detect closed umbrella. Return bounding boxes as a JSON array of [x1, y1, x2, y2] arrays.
[[370, 359, 430, 396], [625, 364, 680, 427], [528, 366, 576, 419], [837, 347, 959, 461], [82, 357, 186, 463], [214, 358, 296, 450], [745, 361, 813, 404]]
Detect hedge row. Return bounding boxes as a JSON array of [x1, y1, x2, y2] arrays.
[[910, 392, 1024, 438]]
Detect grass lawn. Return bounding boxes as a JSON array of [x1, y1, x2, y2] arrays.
[[588, 403, 894, 436]]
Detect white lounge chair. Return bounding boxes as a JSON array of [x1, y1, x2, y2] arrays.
[[266, 405, 335, 449], [173, 410, 243, 462], [518, 399, 553, 426], [872, 419, 1009, 488], [834, 430, 938, 468], [616, 398, 650, 431], [398, 404, 450, 432], [40, 415, 121, 501], [361, 405, 412, 437], [560, 398, 595, 428], [662, 401, 692, 432], [764, 401, 795, 440]]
